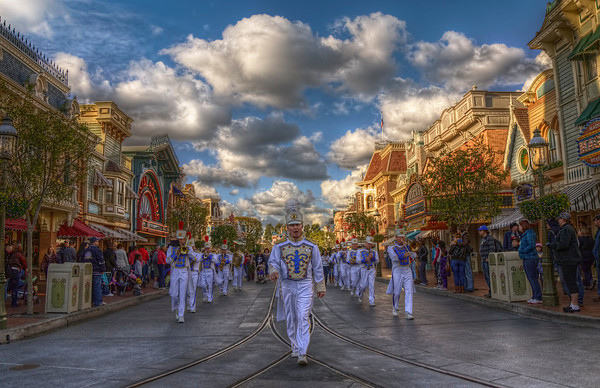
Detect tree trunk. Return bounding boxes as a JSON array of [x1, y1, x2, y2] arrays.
[[26, 226, 33, 314]]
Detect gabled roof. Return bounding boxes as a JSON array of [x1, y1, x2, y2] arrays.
[[361, 145, 406, 183], [513, 108, 531, 143]]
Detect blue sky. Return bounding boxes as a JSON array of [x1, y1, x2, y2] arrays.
[[0, 0, 549, 225]]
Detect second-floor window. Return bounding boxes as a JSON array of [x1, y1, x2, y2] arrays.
[[367, 195, 374, 209], [105, 179, 114, 204], [548, 128, 559, 163], [117, 180, 124, 206], [586, 55, 598, 82]]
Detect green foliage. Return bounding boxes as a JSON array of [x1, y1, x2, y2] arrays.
[[235, 216, 263, 253], [541, 160, 563, 172], [519, 193, 570, 221], [0, 192, 28, 218], [166, 198, 209, 239], [344, 212, 376, 238], [210, 224, 238, 251], [373, 234, 385, 243], [304, 223, 335, 250], [420, 137, 508, 231]]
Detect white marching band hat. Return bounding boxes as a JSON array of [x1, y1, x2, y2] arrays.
[[221, 239, 228, 250], [175, 221, 186, 240], [284, 199, 303, 225], [203, 235, 211, 248], [365, 236, 374, 244], [395, 228, 405, 237]]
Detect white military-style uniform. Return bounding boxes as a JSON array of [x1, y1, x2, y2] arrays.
[[232, 251, 244, 290], [215, 252, 232, 295], [339, 248, 349, 290], [347, 246, 361, 295], [386, 241, 416, 317], [357, 247, 379, 305], [166, 244, 196, 320], [269, 235, 325, 358], [187, 251, 200, 312], [198, 251, 218, 302]]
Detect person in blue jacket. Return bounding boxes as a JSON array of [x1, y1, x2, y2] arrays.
[[518, 219, 542, 304]]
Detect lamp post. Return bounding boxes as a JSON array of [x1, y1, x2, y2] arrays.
[[0, 116, 19, 329], [372, 208, 382, 277], [528, 128, 559, 307]]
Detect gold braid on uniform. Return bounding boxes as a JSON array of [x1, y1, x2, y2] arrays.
[[315, 279, 326, 293]]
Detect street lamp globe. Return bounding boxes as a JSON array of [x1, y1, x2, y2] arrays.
[[372, 208, 381, 218], [528, 128, 549, 169], [0, 116, 18, 161]]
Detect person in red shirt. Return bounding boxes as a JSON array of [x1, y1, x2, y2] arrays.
[[157, 244, 167, 288], [128, 245, 140, 267], [139, 246, 150, 279]]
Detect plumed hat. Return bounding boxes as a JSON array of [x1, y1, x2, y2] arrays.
[[284, 199, 303, 225]]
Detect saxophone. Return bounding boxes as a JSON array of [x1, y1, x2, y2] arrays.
[[219, 254, 227, 271]]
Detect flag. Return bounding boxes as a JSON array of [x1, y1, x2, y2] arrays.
[[380, 116, 384, 129]]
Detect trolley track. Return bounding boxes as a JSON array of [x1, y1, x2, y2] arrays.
[[126, 288, 278, 388]]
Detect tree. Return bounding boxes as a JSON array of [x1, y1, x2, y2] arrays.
[[263, 223, 277, 246], [344, 212, 376, 238], [304, 226, 335, 250], [235, 216, 263, 253], [210, 224, 238, 251], [420, 136, 509, 231], [166, 198, 209, 240], [1, 81, 96, 314]]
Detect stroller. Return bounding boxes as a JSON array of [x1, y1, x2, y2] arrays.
[[112, 269, 145, 296], [256, 262, 267, 284], [14, 273, 40, 304]]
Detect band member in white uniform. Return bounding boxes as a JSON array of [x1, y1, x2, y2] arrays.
[[198, 237, 218, 303], [215, 241, 232, 295], [386, 230, 416, 320], [339, 240, 349, 290], [166, 223, 196, 323], [347, 238, 361, 296], [332, 243, 340, 286], [357, 236, 379, 306], [232, 245, 244, 291], [186, 235, 200, 313], [269, 199, 326, 366]]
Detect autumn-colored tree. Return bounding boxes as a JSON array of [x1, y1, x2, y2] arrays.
[[1, 81, 96, 314], [344, 212, 376, 238], [166, 198, 209, 240], [420, 137, 508, 231], [235, 216, 263, 253]]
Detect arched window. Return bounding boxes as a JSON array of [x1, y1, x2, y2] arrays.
[[367, 195, 374, 209]]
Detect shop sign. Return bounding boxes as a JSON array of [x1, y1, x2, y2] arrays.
[[514, 184, 533, 203], [577, 117, 600, 167], [404, 183, 426, 220]]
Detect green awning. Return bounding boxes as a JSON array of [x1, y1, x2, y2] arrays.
[[582, 27, 600, 56], [568, 32, 594, 61], [575, 98, 600, 126]]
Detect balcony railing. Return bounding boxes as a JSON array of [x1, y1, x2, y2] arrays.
[[567, 164, 590, 183]]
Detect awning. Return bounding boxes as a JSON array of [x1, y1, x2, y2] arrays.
[[575, 98, 600, 126], [115, 228, 148, 243], [563, 179, 600, 212], [58, 219, 105, 239], [125, 184, 139, 199], [415, 230, 434, 239], [89, 223, 128, 239], [406, 230, 421, 240], [568, 32, 594, 61], [5, 218, 28, 231], [582, 27, 600, 56], [488, 210, 523, 230], [93, 169, 112, 188]]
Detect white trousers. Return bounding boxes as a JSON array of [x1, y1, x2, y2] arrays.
[[187, 270, 199, 310], [386, 267, 414, 314], [280, 279, 313, 356], [233, 266, 243, 288], [199, 269, 214, 302], [340, 263, 349, 288], [220, 267, 230, 294], [350, 265, 361, 292], [169, 267, 188, 317], [333, 264, 340, 284], [358, 267, 376, 304]]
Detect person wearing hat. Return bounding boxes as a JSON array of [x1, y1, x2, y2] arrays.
[[197, 237, 218, 304], [331, 244, 340, 287], [518, 219, 542, 304], [166, 224, 197, 323], [338, 240, 349, 290], [83, 236, 106, 307], [357, 236, 379, 306], [215, 241, 232, 296], [231, 242, 244, 291], [478, 225, 498, 298], [548, 212, 583, 312], [593, 214, 600, 302], [386, 230, 417, 319], [347, 237, 362, 297], [503, 222, 521, 252], [269, 199, 326, 366]]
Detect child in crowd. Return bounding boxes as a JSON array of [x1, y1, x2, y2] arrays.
[[438, 241, 450, 290]]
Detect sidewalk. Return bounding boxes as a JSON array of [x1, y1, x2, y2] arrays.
[[1, 282, 168, 344], [376, 265, 600, 329]]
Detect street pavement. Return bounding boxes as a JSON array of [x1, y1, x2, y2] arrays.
[[0, 279, 599, 387]]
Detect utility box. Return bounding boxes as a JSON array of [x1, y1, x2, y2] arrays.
[[76, 263, 93, 310], [45, 263, 80, 313], [504, 252, 533, 302], [489, 253, 509, 301]]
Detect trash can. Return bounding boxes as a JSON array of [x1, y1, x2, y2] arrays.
[[490, 252, 509, 301], [470, 252, 480, 273], [76, 263, 93, 310], [503, 251, 533, 302], [45, 263, 80, 313]]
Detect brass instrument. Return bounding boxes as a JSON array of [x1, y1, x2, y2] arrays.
[[409, 240, 420, 252], [180, 235, 190, 255], [219, 254, 227, 271], [232, 253, 242, 268]]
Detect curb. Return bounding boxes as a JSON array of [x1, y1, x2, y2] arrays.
[[375, 278, 600, 329], [0, 290, 168, 344]]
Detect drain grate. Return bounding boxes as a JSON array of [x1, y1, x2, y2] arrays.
[[9, 364, 41, 371]]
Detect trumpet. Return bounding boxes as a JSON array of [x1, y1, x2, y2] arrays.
[[409, 240, 420, 252], [180, 235, 190, 255]]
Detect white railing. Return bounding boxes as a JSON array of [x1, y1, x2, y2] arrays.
[[567, 164, 590, 183]]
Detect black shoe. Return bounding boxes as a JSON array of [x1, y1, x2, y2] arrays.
[[484, 293, 491, 298], [591, 280, 597, 290], [563, 306, 581, 313], [579, 300, 584, 307]]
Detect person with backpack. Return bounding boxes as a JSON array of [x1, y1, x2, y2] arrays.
[[7, 242, 27, 307], [518, 219, 542, 304], [449, 233, 467, 293], [478, 225, 502, 298], [83, 237, 106, 307]]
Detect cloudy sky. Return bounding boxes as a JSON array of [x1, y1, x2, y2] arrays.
[[0, 0, 550, 225]]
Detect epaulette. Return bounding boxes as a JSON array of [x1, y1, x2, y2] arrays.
[[304, 237, 317, 245], [274, 237, 287, 245]]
